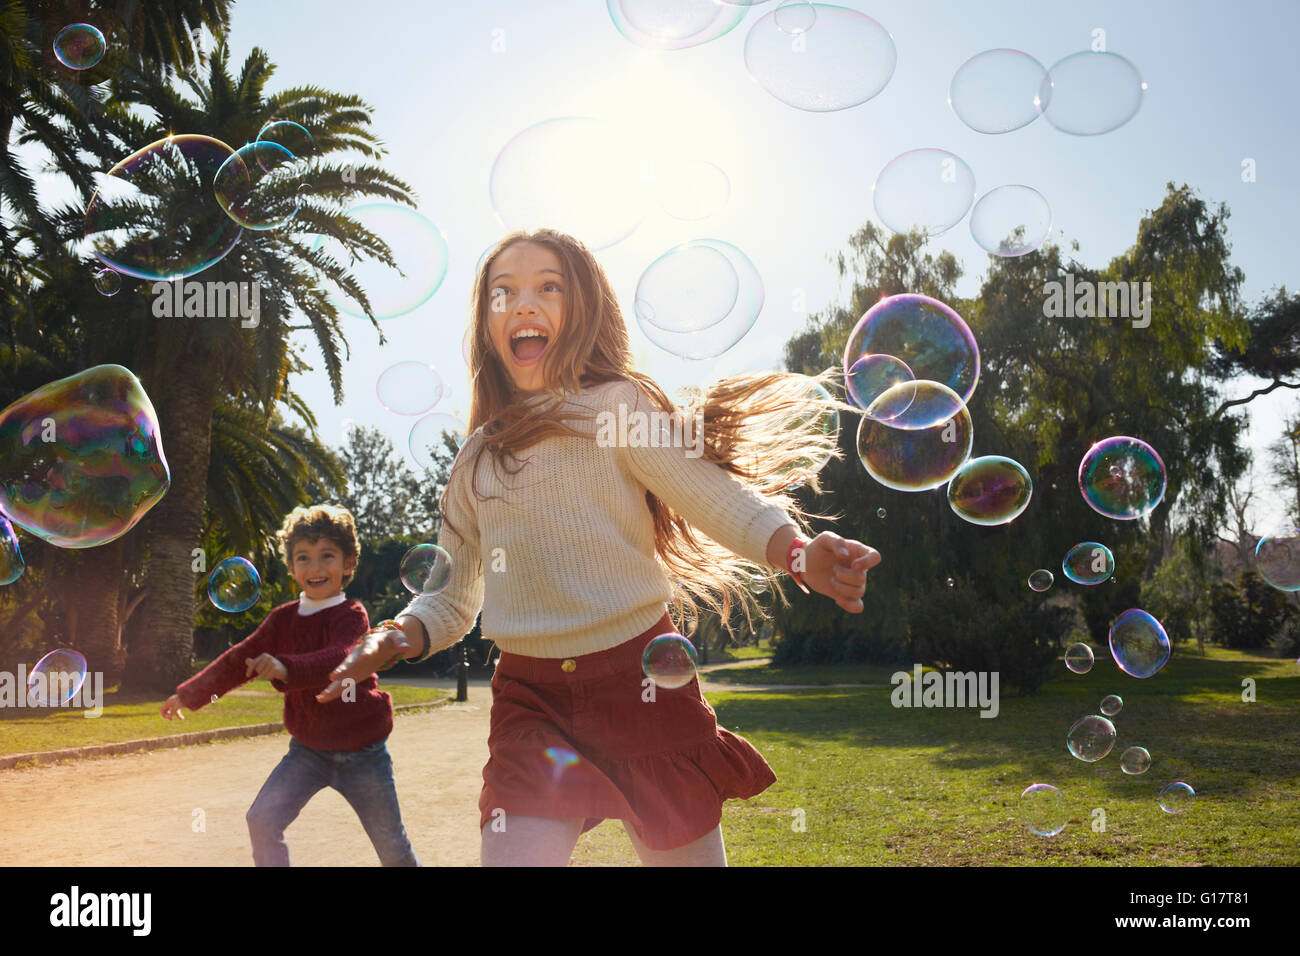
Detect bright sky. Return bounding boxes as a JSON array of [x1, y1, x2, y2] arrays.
[[32, 1, 1300, 535]]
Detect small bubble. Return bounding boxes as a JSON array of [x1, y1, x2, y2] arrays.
[[876, 507, 887, 519], [946, 577, 955, 588]]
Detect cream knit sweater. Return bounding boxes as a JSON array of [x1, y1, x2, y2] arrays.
[[399, 379, 795, 660]]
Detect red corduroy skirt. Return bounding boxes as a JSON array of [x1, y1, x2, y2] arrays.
[[478, 611, 776, 851]]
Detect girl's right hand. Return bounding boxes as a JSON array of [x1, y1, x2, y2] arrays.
[[316, 629, 409, 703], [161, 695, 184, 720]]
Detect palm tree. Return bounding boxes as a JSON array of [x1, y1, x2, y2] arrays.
[[55, 40, 419, 690]]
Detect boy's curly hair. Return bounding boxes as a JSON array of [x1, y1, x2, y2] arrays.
[[276, 504, 361, 587]]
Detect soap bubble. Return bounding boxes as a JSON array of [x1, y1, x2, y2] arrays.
[[607, 0, 746, 51], [208, 557, 262, 613], [1027, 569, 1053, 592], [744, 5, 896, 111], [490, 117, 649, 250], [1099, 694, 1123, 716], [1120, 746, 1150, 775], [1078, 436, 1166, 519], [642, 634, 699, 689], [657, 158, 730, 221], [93, 267, 121, 296], [1038, 51, 1145, 136], [635, 239, 763, 359], [1064, 642, 1094, 674], [0, 364, 170, 548], [946, 577, 955, 588], [946, 455, 1032, 526], [213, 141, 303, 231], [312, 204, 449, 319], [377, 363, 444, 416], [84, 135, 243, 281], [846, 354, 915, 416], [948, 49, 1049, 134], [844, 294, 979, 415], [1158, 781, 1194, 814], [1019, 783, 1066, 837], [1066, 714, 1116, 762], [399, 543, 452, 594], [1062, 541, 1115, 585], [634, 241, 739, 334], [969, 185, 1052, 257], [0, 515, 23, 585], [1255, 527, 1300, 591], [1108, 609, 1170, 679], [53, 23, 105, 70], [255, 121, 315, 161], [873, 149, 975, 237], [856, 382, 973, 492], [409, 413, 467, 470], [27, 649, 88, 705], [876, 507, 886, 519]]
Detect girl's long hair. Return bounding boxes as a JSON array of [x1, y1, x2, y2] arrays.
[[440, 228, 854, 640]]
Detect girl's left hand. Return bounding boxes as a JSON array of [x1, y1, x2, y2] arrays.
[[800, 532, 881, 613]]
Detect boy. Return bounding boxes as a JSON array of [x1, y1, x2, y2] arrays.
[[161, 503, 420, 867]]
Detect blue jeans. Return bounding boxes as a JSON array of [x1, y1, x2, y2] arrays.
[[246, 738, 420, 867]]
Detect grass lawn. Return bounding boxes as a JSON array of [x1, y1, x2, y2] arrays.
[[0, 679, 450, 757], [574, 645, 1300, 865]]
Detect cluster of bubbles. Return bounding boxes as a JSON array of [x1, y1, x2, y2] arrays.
[[27, 648, 89, 706], [399, 544, 453, 595], [641, 633, 700, 690], [0, 365, 170, 549], [208, 557, 262, 613]]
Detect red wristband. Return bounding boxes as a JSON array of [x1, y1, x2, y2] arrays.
[[787, 537, 811, 594]]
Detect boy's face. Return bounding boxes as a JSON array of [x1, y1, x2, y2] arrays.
[[289, 536, 356, 601], [487, 241, 567, 394]]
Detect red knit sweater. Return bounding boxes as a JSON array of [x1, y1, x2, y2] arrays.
[[176, 599, 392, 752]]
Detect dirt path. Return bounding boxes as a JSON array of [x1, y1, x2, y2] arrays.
[[0, 663, 873, 866]]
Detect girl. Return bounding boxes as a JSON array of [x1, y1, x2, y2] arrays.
[[318, 229, 880, 866]]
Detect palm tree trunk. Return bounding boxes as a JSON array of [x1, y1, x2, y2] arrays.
[[126, 349, 221, 693], [56, 537, 127, 685]]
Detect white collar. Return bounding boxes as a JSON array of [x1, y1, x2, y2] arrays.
[[298, 592, 347, 616]]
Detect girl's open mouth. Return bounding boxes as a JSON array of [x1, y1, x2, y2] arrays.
[[510, 331, 549, 364]]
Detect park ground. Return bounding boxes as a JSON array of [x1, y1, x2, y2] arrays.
[[0, 646, 1296, 866]]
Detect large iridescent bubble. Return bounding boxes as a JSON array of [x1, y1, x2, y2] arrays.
[[27, 648, 88, 705], [642, 634, 699, 690], [948, 49, 1049, 134], [84, 135, 243, 281], [1108, 609, 1171, 679], [1255, 527, 1300, 591], [969, 185, 1052, 257], [873, 149, 976, 237], [207, 557, 262, 613], [0, 365, 170, 548], [1063, 541, 1115, 584], [846, 354, 914, 414], [312, 204, 449, 319], [857, 381, 973, 492], [946, 455, 1032, 526], [0, 515, 24, 585], [1078, 436, 1166, 519], [1037, 51, 1145, 136], [606, 0, 747, 50], [744, 5, 896, 112], [635, 240, 763, 359], [634, 241, 739, 334], [490, 117, 649, 250], [53, 23, 105, 70], [844, 294, 979, 414], [399, 543, 452, 594]]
